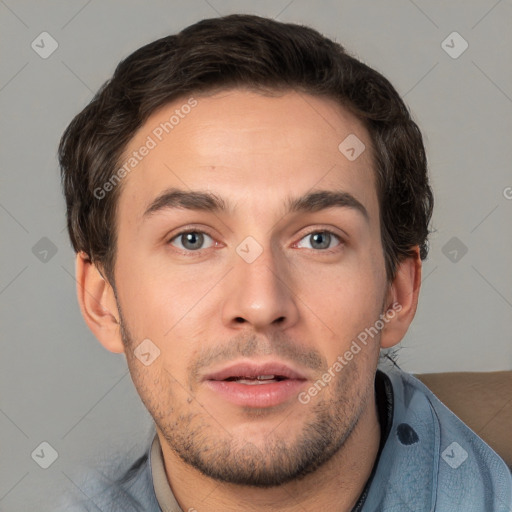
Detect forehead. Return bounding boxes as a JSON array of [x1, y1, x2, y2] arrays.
[[116, 89, 378, 224]]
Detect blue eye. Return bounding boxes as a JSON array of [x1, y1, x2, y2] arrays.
[[296, 231, 342, 250], [169, 231, 214, 251]]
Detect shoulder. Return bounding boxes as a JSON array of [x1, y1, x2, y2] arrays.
[[56, 449, 160, 512], [366, 364, 512, 511]]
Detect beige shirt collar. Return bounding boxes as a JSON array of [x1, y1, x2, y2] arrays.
[[150, 434, 184, 512]]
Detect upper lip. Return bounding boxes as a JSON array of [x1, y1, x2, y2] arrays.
[[202, 360, 308, 381]]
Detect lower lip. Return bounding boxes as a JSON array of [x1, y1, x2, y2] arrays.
[[204, 379, 306, 408]]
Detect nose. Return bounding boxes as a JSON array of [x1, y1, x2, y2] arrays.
[[221, 241, 300, 332]]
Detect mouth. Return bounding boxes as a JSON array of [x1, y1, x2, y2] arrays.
[[202, 361, 308, 408], [223, 375, 289, 385]]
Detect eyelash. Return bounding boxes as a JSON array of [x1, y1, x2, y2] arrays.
[[167, 227, 345, 256]]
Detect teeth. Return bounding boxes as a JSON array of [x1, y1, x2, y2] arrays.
[[236, 378, 277, 385], [222, 374, 286, 384]]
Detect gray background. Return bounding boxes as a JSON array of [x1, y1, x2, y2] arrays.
[[1, 0, 511, 510]]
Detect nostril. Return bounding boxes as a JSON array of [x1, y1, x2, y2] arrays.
[[234, 317, 246, 323]]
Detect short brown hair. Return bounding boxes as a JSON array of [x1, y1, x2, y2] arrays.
[[59, 14, 433, 284]]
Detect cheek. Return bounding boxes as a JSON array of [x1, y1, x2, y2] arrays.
[[297, 255, 385, 356], [126, 354, 178, 425], [115, 247, 221, 386], [115, 256, 184, 334], [306, 254, 383, 311]]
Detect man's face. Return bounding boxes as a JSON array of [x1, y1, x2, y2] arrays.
[[113, 89, 390, 486]]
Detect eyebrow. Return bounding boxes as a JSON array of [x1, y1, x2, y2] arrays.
[[143, 187, 369, 222]]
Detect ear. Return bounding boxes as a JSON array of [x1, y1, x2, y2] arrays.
[[75, 251, 125, 354], [380, 246, 422, 349]]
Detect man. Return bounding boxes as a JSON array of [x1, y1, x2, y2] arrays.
[[58, 14, 512, 512]]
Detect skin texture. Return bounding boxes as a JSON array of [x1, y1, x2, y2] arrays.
[[76, 89, 421, 512]]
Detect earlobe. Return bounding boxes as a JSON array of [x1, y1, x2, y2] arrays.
[[75, 252, 125, 354], [380, 246, 422, 349]]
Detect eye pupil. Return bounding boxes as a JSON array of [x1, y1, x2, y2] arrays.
[[311, 232, 330, 249], [182, 232, 203, 250]]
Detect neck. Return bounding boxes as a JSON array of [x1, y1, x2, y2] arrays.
[[158, 395, 381, 512]]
